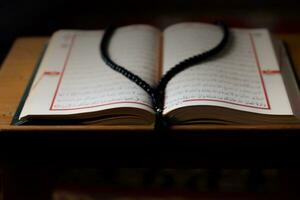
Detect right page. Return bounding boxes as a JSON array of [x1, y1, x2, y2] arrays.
[[162, 22, 294, 120]]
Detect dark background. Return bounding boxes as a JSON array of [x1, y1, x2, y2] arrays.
[[1, 1, 300, 199], [1, 0, 300, 64]]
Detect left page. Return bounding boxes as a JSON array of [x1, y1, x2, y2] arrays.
[[19, 25, 161, 121]]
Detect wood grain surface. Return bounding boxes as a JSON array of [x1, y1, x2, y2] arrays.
[[0, 36, 300, 133]]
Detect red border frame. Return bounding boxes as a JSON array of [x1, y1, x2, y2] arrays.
[[49, 34, 152, 111], [51, 101, 152, 111], [50, 32, 271, 111], [181, 33, 271, 110], [249, 33, 270, 109]]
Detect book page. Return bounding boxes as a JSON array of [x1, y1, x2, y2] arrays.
[[162, 23, 293, 115], [20, 25, 160, 118]]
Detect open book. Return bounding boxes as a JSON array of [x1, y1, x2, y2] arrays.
[[14, 22, 300, 125]]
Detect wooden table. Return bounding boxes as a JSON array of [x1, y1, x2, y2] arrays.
[[0, 36, 300, 167], [0, 35, 300, 200]]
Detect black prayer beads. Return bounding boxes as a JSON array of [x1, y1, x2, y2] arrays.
[[100, 21, 229, 131]]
